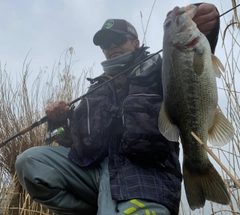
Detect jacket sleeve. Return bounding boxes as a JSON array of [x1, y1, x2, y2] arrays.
[[194, 3, 220, 53]]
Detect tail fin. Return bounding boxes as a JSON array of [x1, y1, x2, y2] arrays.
[[183, 162, 230, 210]]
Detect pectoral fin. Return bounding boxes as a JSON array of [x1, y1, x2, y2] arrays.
[[158, 102, 179, 142], [193, 51, 204, 76], [208, 105, 235, 146], [211, 54, 225, 78]]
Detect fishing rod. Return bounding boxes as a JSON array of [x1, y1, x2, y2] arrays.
[[0, 50, 162, 148], [219, 3, 240, 17], [0, 4, 239, 148]]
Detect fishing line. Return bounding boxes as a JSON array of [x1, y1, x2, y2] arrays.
[[0, 4, 239, 148], [219, 3, 240, 17]]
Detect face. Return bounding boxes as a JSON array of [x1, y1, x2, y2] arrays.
[[101, 34, 140, 59]]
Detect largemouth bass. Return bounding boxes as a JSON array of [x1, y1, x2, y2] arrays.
[[158, 5, 235, 210]]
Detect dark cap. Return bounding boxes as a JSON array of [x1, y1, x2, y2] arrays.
[[93, 19, 138, 45]]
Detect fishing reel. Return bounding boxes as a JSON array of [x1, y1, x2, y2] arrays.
[[45, 118, 71, 145]]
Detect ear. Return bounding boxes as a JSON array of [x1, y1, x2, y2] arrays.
[[134, 39, 140, 47]]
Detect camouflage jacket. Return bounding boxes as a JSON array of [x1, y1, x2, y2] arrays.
[[65, 46, 182, 214]]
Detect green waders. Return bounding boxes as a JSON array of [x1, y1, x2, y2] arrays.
[[15, 146, 170, 215]]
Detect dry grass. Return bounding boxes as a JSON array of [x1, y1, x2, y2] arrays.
[[0, 47, 93, 215]]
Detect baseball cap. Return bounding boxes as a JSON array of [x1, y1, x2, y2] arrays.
[[93, 19, 138, 46]]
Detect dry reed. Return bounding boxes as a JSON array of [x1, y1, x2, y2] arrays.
[[0, 47, 93, 215]]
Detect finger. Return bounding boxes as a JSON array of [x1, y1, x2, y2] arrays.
[[53, 101, 67, 115], [193, 4, 218, 26], [193, 5, 218, 36], [45, 101, 69, 121], [197, 19, 218, 35], [45, 106, 58, 120], [193, 11, 217, 26], [45, 104, 55, 117], [195, 4, 214, 17], [53, 101, 70, 119]]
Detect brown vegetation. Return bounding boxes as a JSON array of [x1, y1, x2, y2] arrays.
[[0, 48, 93, 214]]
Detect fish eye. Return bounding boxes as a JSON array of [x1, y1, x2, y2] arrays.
[[164, 19, 172, 28]]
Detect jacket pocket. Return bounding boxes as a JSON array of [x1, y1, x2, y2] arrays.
[[122, 93, 173, 162]]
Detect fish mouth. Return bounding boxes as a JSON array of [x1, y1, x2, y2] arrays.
[[171, 6, 180, 22], [170, 5, 197, 23], [171, 6, 187, 21]]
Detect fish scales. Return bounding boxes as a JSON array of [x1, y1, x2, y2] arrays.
[[166, 48, 217, 168], [158, 4, 235, 210]]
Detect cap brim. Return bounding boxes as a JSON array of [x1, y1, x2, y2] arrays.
[[93, 29, 126, 45]]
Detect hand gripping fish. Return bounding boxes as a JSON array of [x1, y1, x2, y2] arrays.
[[158, 5, 235, 210]]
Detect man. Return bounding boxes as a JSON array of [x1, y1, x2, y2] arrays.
[[15, 3, 220, 215]]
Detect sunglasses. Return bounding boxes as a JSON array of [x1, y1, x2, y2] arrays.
[[100, 34, 134, 49]]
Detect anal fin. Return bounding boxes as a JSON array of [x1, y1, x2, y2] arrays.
[[208, 105, 235, 146]]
